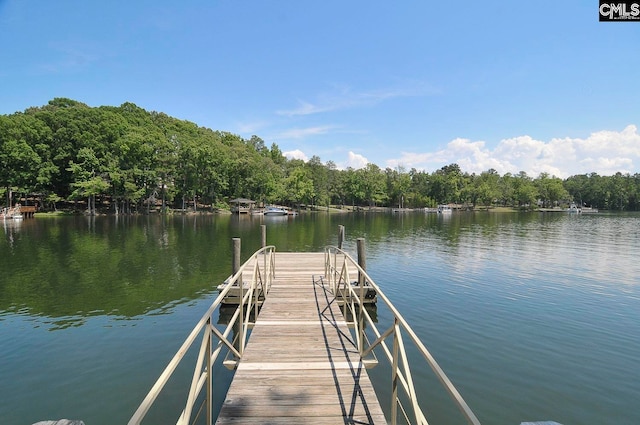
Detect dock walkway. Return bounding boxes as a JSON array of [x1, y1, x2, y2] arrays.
[[216, 252, 386, 424]]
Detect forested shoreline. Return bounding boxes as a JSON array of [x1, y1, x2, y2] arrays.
[[2, 98, 639, 213]]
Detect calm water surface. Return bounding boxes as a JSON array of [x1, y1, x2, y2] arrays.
[[1, 212, 639, 425]]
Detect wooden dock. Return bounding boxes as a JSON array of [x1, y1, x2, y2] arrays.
[[129, 241, 482, 425], [216, 252, 387, 424]]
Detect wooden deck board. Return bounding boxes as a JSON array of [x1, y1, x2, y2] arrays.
[[216, 252, 386, 425]]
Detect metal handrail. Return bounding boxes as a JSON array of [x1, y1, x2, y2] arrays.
[[324, 246, 482, 425], [128, 245, 276, 425]]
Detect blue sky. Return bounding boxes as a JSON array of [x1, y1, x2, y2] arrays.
[[1, 0, 639, 178]]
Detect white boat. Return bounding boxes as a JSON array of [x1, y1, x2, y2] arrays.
[[1, 206, 23, 220], [568, 203, 580, 213], [437, 205, 452, 214], [263, 206, 288, 216]]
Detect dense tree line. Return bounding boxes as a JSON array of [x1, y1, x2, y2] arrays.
[[2, 98, 640, 213]]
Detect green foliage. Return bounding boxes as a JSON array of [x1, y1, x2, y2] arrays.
[[359, 163, 387, 206], [386, 166, 411, 207], [284, 166, 315, 205], [2, 98, 640, 211], [536, 172, 570, 207]]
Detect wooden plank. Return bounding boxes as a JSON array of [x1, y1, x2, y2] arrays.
[[218, 404, 382, 419], [216, 415, 383, 424], [216, 252, 386, 424]]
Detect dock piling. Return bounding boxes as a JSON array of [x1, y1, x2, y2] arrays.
[[357, 237, 366, 286], [338, 225, 345, 249], [232, 238, 241, 283]]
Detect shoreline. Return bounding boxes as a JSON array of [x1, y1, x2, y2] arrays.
[[32, 205, 533, 217]]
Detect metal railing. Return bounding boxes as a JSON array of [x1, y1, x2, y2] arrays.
[[128, 245, 276, 425], [324, 246, 481, 425]]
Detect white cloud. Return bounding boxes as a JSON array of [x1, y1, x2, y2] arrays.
[[276, 126, 334, 140], [386, 125, 640, 178], [276, 81, 437, 117], [281, 149, 368, 168], [277, 101, 332, 117], [342, 151, 369, 169], [283, 149, 308, 161]]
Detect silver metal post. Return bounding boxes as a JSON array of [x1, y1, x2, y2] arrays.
[[357, 238, 366, 353]]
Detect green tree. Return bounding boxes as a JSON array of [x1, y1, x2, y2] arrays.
[[408, 169, 434, 208], [606, 172, 630, 210], [342, 168, 364, 206], [247, 135, 268, 156], [431, 163, 465, 204], [497, 173, 515, 206], [0, 116, 42, 205], [325, 161, 344, 206], [472, 169, 501, 207], [269, 142, 286, 166], [307, 156, 329, 207], [108, 129, 157, 214], [513, 171, 538, 208], [358, 163, 387, 207], [284, 166, 315, 206], [536, 173, 569, 207], [386, 166, 411, 208], [67, 147, 110, 214]]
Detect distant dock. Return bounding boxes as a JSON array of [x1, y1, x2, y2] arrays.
[[1, 205, 36, 219]]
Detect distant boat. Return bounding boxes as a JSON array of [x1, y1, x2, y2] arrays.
[[437, 205, 452, 214], [568, 203, 580, 213], [566, 203, 599, 214], [580, 207, 598, 214], [263, 206, 288, 216], [1, 206, 23, 220]]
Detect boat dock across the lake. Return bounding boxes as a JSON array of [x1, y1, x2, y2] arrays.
[[1, 204, 36, 220], [128, 226, 481, 425]]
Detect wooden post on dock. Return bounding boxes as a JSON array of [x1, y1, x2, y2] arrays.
[[232, 238, 242, 282], [338, 225, 345, 249], [357, 238, 366, 285]]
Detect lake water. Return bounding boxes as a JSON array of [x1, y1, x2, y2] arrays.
[[1, 212, 639, 425]]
